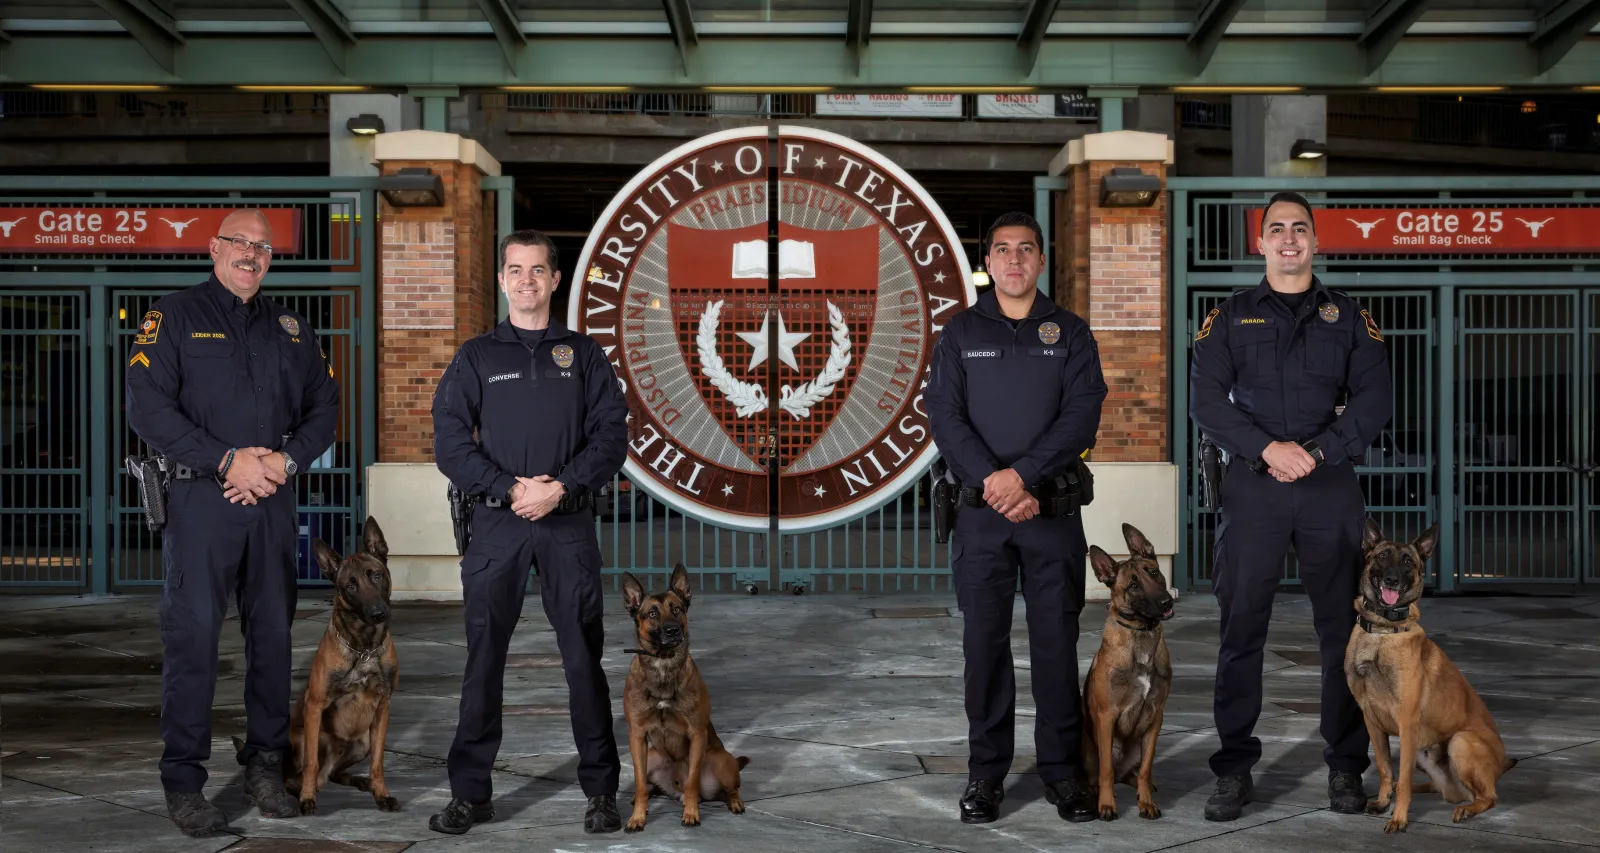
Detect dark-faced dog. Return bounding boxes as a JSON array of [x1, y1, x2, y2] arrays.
[[287, 516, 400, 814], [1345, 519, 1515, 833], [620, 564, 748, 833], [1082, 523, 1175, 821]]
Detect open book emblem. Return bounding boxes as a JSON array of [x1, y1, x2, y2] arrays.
[[731, 239, 817, 280]]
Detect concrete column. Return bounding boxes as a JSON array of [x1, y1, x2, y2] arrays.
[[1232, 94, 1328, 177], [1127, 94, 1176, 137]]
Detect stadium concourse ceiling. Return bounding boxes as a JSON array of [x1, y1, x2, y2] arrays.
[[6, 1, 1600, 92]]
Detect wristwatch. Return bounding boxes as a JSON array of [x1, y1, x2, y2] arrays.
[[280, 451, 298, 476], [1299, 440, 1325, 466]]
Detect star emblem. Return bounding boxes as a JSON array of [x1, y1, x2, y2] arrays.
[[813, 156, 828, 168], [934, 271, 946, 284], [735, 311, 810, 372], [721, 484, 734, 496], [711, 161, 724, 173], [812, 484, 827, 497]]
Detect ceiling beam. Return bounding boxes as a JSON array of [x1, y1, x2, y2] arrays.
[[1359, 0, 1433, 74], [1186, 0, 1249, 75], [1017, 0, 1060, 76], [87, 0, 184, 74], [473, 0, 526, 73], [662, 0, 698, 75], [846, 0, 872, 75], [282, 0, 356, 74], [1531, 0, 1600, 74]]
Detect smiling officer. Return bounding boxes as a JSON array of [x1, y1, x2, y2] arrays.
[[430, 229, 630, 836], [1189, 191, 1393, 821], [926, 211, 1109, 826]]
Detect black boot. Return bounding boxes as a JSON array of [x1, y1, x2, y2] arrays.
[[1043, 778, 1097, 823], [242, 750, 301, 818], [585, 795, 622, 833], [959, 779, 1004, 824], [164, 791, 228, 837], [429, 798, 495, 835], [1328, 770, 1368, 814], [1204, 774, 1254, 822]]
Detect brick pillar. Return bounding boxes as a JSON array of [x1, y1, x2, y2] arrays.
[[1052, 131, 1172, 463], [372, 130, 502, 463]]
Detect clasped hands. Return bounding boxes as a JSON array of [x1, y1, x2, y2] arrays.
[[982, 468, 1040, 523], [1261, 440, 1319, 484], [510, 475, 566, 522], [221, 448, 288, 505]]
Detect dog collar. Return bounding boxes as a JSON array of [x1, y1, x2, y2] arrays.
[[623, 647, 677, 658], [337, 631, 383, 661], [1358, 599, 1414, 634], [1114, 610, 1161, 632]]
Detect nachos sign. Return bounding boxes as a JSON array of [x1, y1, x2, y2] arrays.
[[570, 126, 975, 533]]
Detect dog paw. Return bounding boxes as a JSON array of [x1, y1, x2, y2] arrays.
[[1098, 804, 1119, 821], [1451, 806, 1479, 823], [728, 797, 746, 815], [1365, 799, 1391, 815], [681, 808, 701, 827], [1138, 802, 1161, 820], [375, 795, 401, 812], [1384, 817, 1408, 834], [625, 814, 648, 833], [299, 798, 317, 816]]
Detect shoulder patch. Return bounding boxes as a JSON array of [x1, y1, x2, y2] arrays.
[[1195, 307, 1221, 341], [135, 310, 163, 345], [1361, 309, 1384, 342]]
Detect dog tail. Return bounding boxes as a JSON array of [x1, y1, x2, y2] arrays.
[[1503, 757, 1518, 773], [230, 735, 246, 753], [737, 756, 750, 770]]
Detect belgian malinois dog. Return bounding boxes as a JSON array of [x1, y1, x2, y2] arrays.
[[1082, 523, 1175, 821], [1345, 518, 1516, 833], [286, 516, 401, 814], [620, 564, 749, 833]]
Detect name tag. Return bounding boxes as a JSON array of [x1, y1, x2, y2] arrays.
[[1026, 347, 1067, 357], [543, 369, 575, 379], [190, 332, 227, 339], [487, 371, 522, 384], [1234, 317, 1272, 326], [963, 349, 1002, 359]]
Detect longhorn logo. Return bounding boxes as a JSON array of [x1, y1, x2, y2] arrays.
[[0, 218, 23, 238], [161, 217, 199, 237], [1516, 216, 1554, 237], [1347, 217, 1385, 239]]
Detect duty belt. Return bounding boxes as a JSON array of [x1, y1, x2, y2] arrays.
[[956, 480, 1077, 518], [483, 491, 594, 515]]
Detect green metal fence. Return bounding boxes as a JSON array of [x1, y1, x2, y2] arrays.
[[1172, 176, 1600, 592], [0, 177, 385, 593]]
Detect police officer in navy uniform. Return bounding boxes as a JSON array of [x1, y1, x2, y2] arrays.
[[430, 229, 629, 836], [126, 209, 341, 837], [1189, 191, 1392, 821], [926, 211, 1108, 825]]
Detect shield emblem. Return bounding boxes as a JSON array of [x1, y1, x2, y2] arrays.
[[1319, 303, 1340, 323], [668, 221, 878, 468], [552, 344, 575, 368], [279, 315, 301, 336]]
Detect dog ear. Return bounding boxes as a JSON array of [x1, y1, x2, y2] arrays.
[[621, 572, 646, 615], [1121, 523, 1157, 560], [313, 538, 343, 582], [1088, 546, 1119, 587], [1362, 516, 1385, 552], [669, 563, 692, 608], [362, 516, 389, 563], [1413, 523, 1439, 563]]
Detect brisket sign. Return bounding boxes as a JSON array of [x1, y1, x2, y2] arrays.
[[0, 207, 302, 254], [1246, 207, 1600, 254], [569, 126, 975, 534]]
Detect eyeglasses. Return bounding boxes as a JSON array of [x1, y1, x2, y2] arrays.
[[215, 235, 274, 255]]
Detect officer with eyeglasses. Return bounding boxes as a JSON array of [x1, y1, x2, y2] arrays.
[[125, 208, 341, 838]]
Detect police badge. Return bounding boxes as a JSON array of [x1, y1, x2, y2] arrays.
[[1038, 321, 1062, 345], [1319, 303, 1340, 323], [279, 315, 301, 336], [552, 344, 575, 369]]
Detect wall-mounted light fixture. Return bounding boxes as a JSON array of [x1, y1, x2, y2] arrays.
[[345, 114, 386, 135], [1290, 139, 1329, 160], [1099, 167, 1161, 207], [972, 269, 991, 287], [377, 167, 445, 207]]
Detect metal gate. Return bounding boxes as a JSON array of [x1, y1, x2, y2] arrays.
[[0, 177, 384, 593], [1172, 176, 1600, 592]]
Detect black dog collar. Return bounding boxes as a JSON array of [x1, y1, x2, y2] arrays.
[[1358, 599, 1413, 634], [1114, 610, 1161, 632], [623, 647, 677, 658]]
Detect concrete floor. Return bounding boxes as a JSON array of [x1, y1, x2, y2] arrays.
[[3, 587, 1599, 852]]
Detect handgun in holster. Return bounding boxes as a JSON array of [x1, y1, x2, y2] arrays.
[[447, 483, 476, 556], [1061, 451, 1096, 514], [1198, 435, 1223, 508], [931, 458, 959, 545], [125, 455, 172, 532]]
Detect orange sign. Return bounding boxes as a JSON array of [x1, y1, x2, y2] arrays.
[[1247, 207, 1600, 254], [0, 207, 302, 254]]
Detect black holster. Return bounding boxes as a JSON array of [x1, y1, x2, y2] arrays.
[[125, 455, 171, 531], [1199, 436, 1222, 508], [447, 483, 475, 556], [931, 460, 958, 544]]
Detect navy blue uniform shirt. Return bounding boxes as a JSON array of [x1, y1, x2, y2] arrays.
[[432, 319, 628, 502], [926, 288, 1108, 489], [125, 274, 341, 474], [1189, 277, 1392, 464]]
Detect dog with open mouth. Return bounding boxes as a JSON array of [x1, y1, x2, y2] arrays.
[[1344, 518, 1516, 833]]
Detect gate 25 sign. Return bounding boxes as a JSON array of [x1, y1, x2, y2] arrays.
[[0, 207, 302, 254], [1246, 206, 1600, 254]]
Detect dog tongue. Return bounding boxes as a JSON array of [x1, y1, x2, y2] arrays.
[[1380, 589, 1400, 606]]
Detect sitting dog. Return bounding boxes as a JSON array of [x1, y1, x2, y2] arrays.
[[286, 516, 401, 814], [1345, 519, 1515, 833], [620, 564, 749, 832], [1081, 523, 1175, 821]]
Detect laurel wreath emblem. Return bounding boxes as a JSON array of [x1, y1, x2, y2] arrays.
[[695, 298, 853, 420]]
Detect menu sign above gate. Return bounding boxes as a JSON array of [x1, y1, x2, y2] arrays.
[[0, 207, 302, 254], [1245, 207, 1600, 254]]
